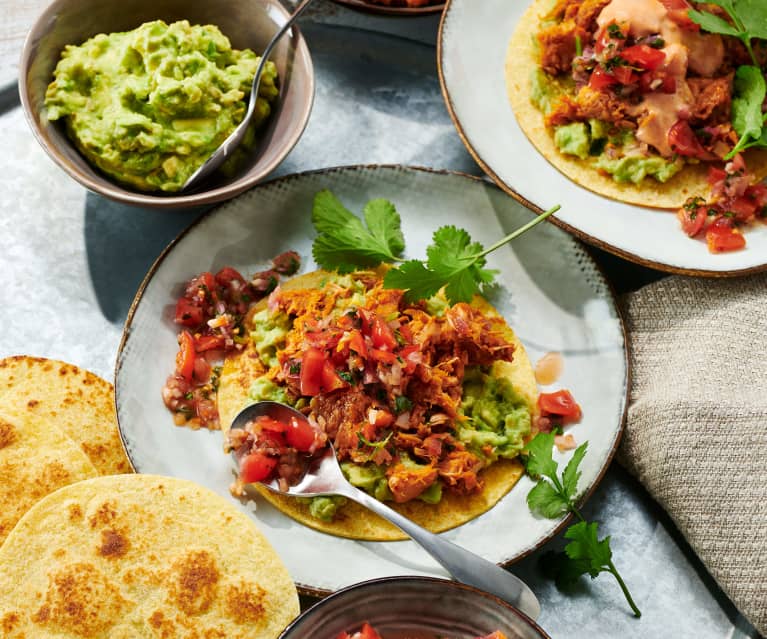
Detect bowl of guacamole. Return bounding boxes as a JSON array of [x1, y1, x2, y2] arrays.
[[20, 0, 314, 208]]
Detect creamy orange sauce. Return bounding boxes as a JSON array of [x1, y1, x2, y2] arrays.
[[597, 0, 725, 157], [535, 352, 564, 386]]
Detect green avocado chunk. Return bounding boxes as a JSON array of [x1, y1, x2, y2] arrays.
[[554, 122, 591, 160], [45, 20, 279, 192], [594, 154, 683, 183]]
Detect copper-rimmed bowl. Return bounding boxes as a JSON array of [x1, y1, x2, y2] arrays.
[[278, 577, 550, 639], [331, 0, 445, 16], [19, 0, 314, 209]]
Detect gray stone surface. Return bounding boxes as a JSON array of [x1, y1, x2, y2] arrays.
[[0, 3, 760, 638]]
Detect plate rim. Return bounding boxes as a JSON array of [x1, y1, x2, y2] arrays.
[[436, 0, 767, 278], [114, 163, 630, 598], [330, 0, 445, 16]]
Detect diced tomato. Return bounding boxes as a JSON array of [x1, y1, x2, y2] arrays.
[[285, 416, 317, 452], [746, 183, 767, 210], [594, 22, 628, 53], [707, 166, 728, 186], [214, 266, 246, 288], [255, 415, 287, 433], [371, 316, 398, 350], [175, 297, 204, 327], [621, 44, 666, 70], [175, 331, 196, 382], [369, 408, 394, 428], [399, 344, 420, 374], [336, 634, 352, 639], [677, 199, 709, 237], [727, 195, 759, 222], [611, 65, 637, 85], [538, 390, 582, 423], [300, 347, 326, 396], [589, 66, 618, 90], [195, 397, 219, 425], [348, 329, 367, 358], [370, 348, 398, 365], [194, 334, 225, 352], [193, 356, 211, 383], [668, 120, 715, 160], [189, 271, 217, 303], [272, 250, 301, 275], [358, 623, 383, 639], [706, 217, 746, 253], [239, 451, 278, 483], [659, 0, 699, 30], [320, 360, 348, 393]]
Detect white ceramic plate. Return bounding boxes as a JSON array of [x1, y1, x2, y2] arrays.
[[438, 0, 767, 276], [115, 165, 627, 596]]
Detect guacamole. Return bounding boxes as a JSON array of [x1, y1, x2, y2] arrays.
[[45, 20, 279, 192]]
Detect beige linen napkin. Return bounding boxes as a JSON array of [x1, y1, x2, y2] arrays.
[[620, 273, 767, 635]]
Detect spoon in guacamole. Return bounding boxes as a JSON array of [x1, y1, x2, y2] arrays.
[[228, 400, 542, 621], [182, 0, 316, 191]]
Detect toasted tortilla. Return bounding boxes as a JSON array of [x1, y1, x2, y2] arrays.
[[0, 474, 299, 638], [0, 409, 98, 546], [505, 0, 767, 209], [0, 356, 132, 475], [217, 270, 538, 541]]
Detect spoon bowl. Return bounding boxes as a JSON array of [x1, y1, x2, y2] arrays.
[[230, 400, 541, 621]]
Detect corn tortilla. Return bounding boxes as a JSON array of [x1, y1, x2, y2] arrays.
[[0, 409, 98, 546], [0, 474, 299, 639], [0, 356, 132, 475], [505, 0, 767, 209], [217, 270, 539, 541]]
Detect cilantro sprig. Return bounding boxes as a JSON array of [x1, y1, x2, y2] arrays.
[[524, 432, 641, 618], [310, 190, 560, 304], [726, 65, 767, 158], [688, 0, 767, 66]]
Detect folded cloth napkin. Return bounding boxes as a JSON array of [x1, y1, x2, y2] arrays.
[[619, 273, 767, 635]]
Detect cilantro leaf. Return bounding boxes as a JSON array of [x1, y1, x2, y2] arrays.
[[527, 480, 570, 518], [522, 432, 641, 617], [689, 1, 767, 63], [311, 191, 405, 272], [564, 521, 613, 577], [363, 198, 405, 257], [523, 431, 558, 480], [562, 442, 588, 501], [383, 260, 447, 302], [687, 9, 740, 36]]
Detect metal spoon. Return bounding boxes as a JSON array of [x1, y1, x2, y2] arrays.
[[230, 401, 541, 621], [182, 0, 316, 191]]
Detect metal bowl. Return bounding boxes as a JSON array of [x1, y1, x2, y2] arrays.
[[19, 0, 314, 209], [279, 577, 550, 639], [332, 0, 445, 15]]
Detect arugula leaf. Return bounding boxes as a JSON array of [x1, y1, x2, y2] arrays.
[[523, 432, 641, 618], [311, 190, 560, 304], [311, 190, 406, 273]]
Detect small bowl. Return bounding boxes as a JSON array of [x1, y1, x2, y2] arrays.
[[19, 0, 314, 209], [279, 577, 550, 639], [332, 0, 445, 16]]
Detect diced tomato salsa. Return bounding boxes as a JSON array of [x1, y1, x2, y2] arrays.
[[161, 251, 300, 429], [677, 154, 766, 253], [336, 624, 507, 639]]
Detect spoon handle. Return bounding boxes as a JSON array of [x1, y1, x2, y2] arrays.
[[340, 484, 541, 621]]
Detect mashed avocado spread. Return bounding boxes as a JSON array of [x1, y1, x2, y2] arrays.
[[530, 69, 682, 184], [45, 20, 279, 192]]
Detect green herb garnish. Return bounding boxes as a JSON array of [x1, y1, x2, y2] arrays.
[[394, 395, 413, 414], [524, 432, 641, 618], [688, 1, 767, 66], [310, 190, 560, 305], [725, 65, 767, 159]]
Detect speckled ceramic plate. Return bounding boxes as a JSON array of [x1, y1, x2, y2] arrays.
[[331, 0, 445, 16], [438, 0, 767, 276], [115, 165, 628, 596]]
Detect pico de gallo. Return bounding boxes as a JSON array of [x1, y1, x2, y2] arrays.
[[337, 623, 507, 639], [161, 251, 300, 429], [677, 153, 767, 252]]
